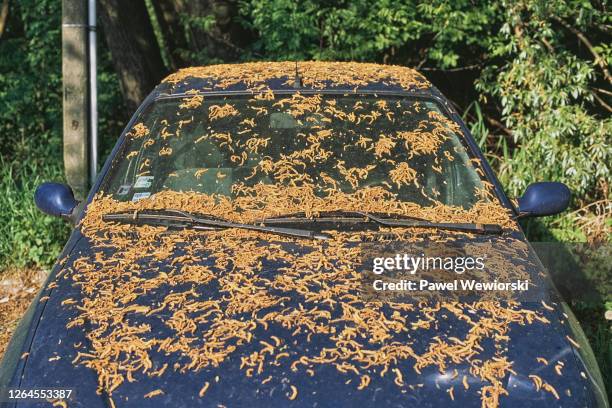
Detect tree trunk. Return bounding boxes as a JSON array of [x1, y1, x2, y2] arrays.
[[0, 0, 9, 39], [187, 0, 250, 63], [153, 0, 253, 65], [98, 0, 167, 112], [150, 0, 189, 69]]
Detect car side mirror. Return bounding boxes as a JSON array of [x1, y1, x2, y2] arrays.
[[34, 182, 79, 221], [517, 182, 570, 217]]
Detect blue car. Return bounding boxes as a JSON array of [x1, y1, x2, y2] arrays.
[[0, 62, 607, 407]]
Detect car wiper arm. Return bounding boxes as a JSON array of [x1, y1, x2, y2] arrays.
[[102, 209, 331, 240], [260, 210, 503, 235], [354, 211, 503, 235]]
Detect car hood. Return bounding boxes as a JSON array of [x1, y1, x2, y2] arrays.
[[15, 230, 600, 408]]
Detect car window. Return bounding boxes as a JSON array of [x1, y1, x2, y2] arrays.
[[102, 93, 490, 209]]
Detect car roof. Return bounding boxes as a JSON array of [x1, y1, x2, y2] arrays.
[[158, 61, 433, 95]]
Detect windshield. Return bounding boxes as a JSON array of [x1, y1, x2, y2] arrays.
[[102, 93, 490, 210]]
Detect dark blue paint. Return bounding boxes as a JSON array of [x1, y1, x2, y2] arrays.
[[34, 182, 78, 218], [518, 182, 571, 217], [14, 241, 105, 408]]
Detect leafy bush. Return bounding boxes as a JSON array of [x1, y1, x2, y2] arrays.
[[0, 0, 124, 272], [0, 159, 68, 270], [0, 0, 62, 162], [0, 0, 65, 271], [476, 0, 611, 203], [239, 0, 498, 64]]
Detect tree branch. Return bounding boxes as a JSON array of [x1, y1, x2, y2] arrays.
[[540, 38, 554, 53], [593, 87, 612, 97], [420, 63, 483, 72], [450, 97, 515, 140], [415, 55, 428, 70], [592, 91, 612, 113], [552, 16, 612, 84], [485, 116, 514, 138]]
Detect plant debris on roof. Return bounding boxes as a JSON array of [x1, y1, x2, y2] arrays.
[[163, 61, 431, 92]]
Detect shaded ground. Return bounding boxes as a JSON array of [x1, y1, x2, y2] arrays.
[[0, 269, 45, 357]]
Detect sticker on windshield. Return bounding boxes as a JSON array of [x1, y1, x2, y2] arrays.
[[116, 184, 131, 196], [134, 176, 154, 189], [131, 192, 151, 202]]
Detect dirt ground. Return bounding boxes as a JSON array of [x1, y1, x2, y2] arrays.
[[0, 269, 45, 358]]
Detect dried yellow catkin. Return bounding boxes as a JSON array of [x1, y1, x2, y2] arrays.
[[288, 385, 298, 400], [198, 382, 210, 397], [144, 389, 164, 398]]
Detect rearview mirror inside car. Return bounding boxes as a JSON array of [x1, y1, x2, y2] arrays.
[[517, 182, 571, 217]]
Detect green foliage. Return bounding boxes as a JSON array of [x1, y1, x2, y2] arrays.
[[239, 0, 499, 64], [176, 13, 218, 64], [0, 0, 124, 271], [0, 0, 65, 271], [0, 0, 62, 162], [476, 0, 611, 204], [0, 159, 68, 270]]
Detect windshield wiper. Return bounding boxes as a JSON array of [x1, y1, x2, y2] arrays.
[[260, 211, 503, 235], [102, 209, 331, 240]]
